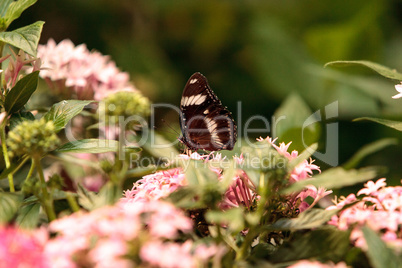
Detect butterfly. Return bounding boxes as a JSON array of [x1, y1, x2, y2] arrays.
[[179, 72, 237, 152]]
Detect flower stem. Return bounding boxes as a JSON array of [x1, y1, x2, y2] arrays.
[[113, 123, 127, 187], [0, 120, 14, 192], [66, 192, 80, 212], [33, 156, 56, 221], [27, 158, 36, 179]]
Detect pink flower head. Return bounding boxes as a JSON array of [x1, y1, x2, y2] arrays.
[[0, 225, 49, 268], [123, 168, 187, 202], [288, 260, 348, 268], [295, 186, 333, 212], [327, 193, 357, 211], [194, 243, 227, 264], [220, 170, 257, 210], [140, 241, 195, 268], [357, 178, 386, 196], [45, 199, 193, 267], [327, 178, 402, 251], [89, 238, 132, 268], [38, 39, 137, 100], [138, 200, 193, 239], [259, 136, 321, 183], [257, 136, 324, 211]]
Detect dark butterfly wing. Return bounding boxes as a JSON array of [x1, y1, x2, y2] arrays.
[[179, 72, 237, 151]]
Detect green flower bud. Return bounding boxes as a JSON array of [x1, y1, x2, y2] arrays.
[[21, 177, 41, 196], [47, 174, 65, 190], [99, 91, 151, 125], [7, 118, 60, 158]]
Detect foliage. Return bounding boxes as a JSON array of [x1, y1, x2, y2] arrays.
[[0, 1, 402, 268]]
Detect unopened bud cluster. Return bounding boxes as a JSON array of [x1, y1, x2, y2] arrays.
[[7, 118, 60, 158], [99, 91, 151, 125]]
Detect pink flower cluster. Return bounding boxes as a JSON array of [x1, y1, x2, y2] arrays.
[[258, 137, 330, 212], [258, 137, 321, 183], [1, 199, 224, 268], [0, 225, 48, 268], [123, 168, 187, 202], [288, 260, 348, 268], [38, 39, 137, 100], [124, 137, 325, 212], [327, 178, 402, 251], [140, 240, 226, 268], [45, 199, 194, 267]]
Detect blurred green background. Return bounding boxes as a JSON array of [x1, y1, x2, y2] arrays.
[[13, 0, 402, 187]]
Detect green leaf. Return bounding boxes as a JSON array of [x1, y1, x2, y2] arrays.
[[270, 227, 350, 263], [240, 140, 288, 187], [76, 183, 95, 210], [4, 0, 37, 28], [0, 156, 28, 180], [206, 207, 245, 233], [0, 0, 14, 19], [0, 21, 44, 56], [183, 159, 219, 186], [43, 100, 94, 133], [362, 226, 400, 268], [4, 71, 39, 114], [167, 187, 201, 209], [343, 138, 398, 169], [16, 203, 40, 229], [354, 117, 402, 132], [9, 110, 35, 129], [325, 60, 402, 81], [282, 166, 381, 194], [0, 192, 23, 223], [270, 209, 338, 231], [56, 139, 119, 153], [219, 160, 237, 190], [78, 182, 120, 210], [273, 93, 321, 152]]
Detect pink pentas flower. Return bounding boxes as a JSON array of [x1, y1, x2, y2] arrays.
[[123, 167, 187, 202], [295, 186, 333, 212], [140, 240, 227, 268], [125, 137, 322, 212], [258, 136, 321, 183], [89, 238, 132, 268], [257, 136, 323, 211], [0, 225, 49, 268], [220, 170, 257, 210], [327, 194, 357, 211], [140, 241, 195, 268], [357, 178, 386, 196], [38, 39, 137, 100], [327, 178, 402, 251], [194, 243, 227, 264], [142, 200, 193, 239], [288, 260, 348, 268], [45, 199, 193, 267]]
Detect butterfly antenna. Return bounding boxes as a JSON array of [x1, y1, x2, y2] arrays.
[[160, 119, 180, 136]]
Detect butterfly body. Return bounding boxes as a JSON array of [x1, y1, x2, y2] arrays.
[[179, 72, 237, 151]]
